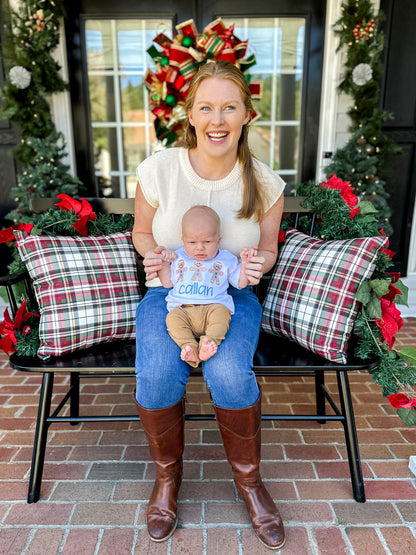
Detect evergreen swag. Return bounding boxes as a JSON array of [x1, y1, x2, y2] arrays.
[[0, 0, 83, 222], [291, 177, 416, 428], [325, 0, 401, 235]]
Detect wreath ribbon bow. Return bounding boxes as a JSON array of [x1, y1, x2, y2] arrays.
[[144, 17, 262, 145]]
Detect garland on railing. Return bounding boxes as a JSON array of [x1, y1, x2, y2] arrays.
[[0, 0, 82, 222], [0, 194, 134, 356], [325, 0, 401, 235], [293, 177, 416, 427]]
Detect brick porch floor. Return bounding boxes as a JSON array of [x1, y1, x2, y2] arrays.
[[1, 321, 415, 554]]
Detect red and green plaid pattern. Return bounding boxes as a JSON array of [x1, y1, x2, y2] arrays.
[[15, 231, 141, 357], [261, 229, 387, 363]]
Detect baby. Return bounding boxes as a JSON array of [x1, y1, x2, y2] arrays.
[[158, 205, 258, 367]]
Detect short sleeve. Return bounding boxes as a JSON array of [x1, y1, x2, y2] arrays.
[[253, 159, 286, 212], [136, 154, 159, 208], [223, 251, 241, 289]]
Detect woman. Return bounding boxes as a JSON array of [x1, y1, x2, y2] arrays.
[[132, 60, 285, 550]]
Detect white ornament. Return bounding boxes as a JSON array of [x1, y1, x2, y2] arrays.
[[352, 63, 373, 86], [9, 66, 31, 89]]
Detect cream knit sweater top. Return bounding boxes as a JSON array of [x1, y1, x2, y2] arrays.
[[136, 147, 285, 284]]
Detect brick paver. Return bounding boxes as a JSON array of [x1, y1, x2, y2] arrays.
[[0, 319, 416, 553]]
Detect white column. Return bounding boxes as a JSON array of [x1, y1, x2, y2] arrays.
[[50, 18, 77, 176]]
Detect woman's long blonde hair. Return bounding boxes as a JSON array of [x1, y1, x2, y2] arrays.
[[183, 60, 266, 222]]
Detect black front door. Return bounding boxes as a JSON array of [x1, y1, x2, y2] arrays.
[[380, 0, 416, 275], [65, 0, 326, 198]]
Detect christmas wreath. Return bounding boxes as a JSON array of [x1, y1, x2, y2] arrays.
[[143, 18, 262, 147]]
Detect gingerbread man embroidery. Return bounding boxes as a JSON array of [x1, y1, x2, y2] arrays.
[[175, 259, 187, 282], [190, 261, 206, 281], [209, 261, 224, 285]]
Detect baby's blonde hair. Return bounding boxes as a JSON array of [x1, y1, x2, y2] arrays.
[[182, 205, 221, 236]]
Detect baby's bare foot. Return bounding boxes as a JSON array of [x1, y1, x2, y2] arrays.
[[180, 345, 197, 363], [199, 337, 218, 361]]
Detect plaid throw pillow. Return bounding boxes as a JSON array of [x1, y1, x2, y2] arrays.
[[261, 229, 387, 363], [14, 230, 141, 357]]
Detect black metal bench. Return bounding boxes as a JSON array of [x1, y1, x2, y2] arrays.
[[1, 197, 378, 504]]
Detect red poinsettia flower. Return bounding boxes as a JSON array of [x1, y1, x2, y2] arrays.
[[387, 393, 416, 410], [278, 229, 286, 243], [375, 298, 404, 350], [379, 229, 396, 259], [381, 246, 396, 259], [55, 194, 97, 236], [320, 175, 360, 219], [386, 271, 401, 283], [383, 282, 403, 302], [0, 223, 34, 246], [0, 301, 40, 356]]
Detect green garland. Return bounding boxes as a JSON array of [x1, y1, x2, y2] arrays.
[[0, 0, 82, 222], [1, 0, 66, 161], [8, 131, 83, 223], [295, 179, 416, 426], [5, 202, 134, 355], [325, 0, 401, 234]]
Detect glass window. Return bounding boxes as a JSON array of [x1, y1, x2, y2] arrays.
[[223, 17, 305, 185], [85, 19, 171, 197]]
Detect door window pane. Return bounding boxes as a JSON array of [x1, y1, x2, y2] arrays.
[[85, 18, 172, 197], [223, 17, 305, 184]]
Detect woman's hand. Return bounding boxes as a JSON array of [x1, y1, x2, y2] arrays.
[[244, 254, 265, 286], [239, 247, 265, 287], [143, 246, 166, 281]]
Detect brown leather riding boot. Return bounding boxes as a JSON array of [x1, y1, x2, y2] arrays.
[[134, 397, 185, 542], [215, 393, 285, 550]]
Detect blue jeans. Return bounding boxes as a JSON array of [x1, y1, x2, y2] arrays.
[[135, 286, 261, 409]]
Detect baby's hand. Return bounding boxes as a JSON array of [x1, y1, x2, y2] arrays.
[[240, 246, 258, 262], [161, 249, 176, 263]]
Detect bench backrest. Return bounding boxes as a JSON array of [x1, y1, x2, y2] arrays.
[[30, 196, 310, 215]]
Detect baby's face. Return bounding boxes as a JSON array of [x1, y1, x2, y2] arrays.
[[182, 227, 221, 261]]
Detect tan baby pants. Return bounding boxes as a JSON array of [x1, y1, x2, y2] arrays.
[[166, 303, 231, 367]]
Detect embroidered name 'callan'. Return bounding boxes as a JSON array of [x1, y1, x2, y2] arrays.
[[178, 283, 214, 297]]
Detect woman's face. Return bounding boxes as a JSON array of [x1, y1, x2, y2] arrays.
[[188, 77, 250, 160]]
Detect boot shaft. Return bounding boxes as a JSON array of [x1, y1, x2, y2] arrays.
[[214, 393, 262, 473], [135, 397, 185, 465]]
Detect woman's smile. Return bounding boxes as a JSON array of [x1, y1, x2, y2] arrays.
[[207, 131, 229, 142]]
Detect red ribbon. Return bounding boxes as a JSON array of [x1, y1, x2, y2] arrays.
[[0, 301, 40, 356], [0, 222, 34, 246], [55, 194, 97, 237]]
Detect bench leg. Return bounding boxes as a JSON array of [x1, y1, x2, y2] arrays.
[[315, 370, 326, 423], [70, 372, 80, 425], [27, 372, 54, 503], [337, 371, 366, 503]]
